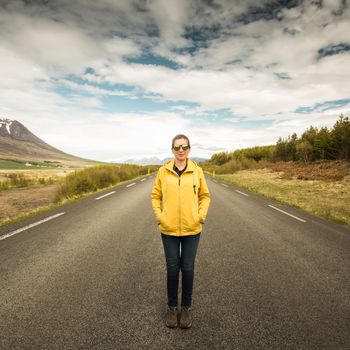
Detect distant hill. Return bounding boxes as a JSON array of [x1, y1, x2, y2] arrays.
[[0, 118, 102, 167], [0, 118, 209, 168]]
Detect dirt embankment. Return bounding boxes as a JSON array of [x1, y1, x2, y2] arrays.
[[0, 183, 60, 224]]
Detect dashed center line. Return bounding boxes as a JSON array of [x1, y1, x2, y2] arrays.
[[268, 205, 306, 222], [0, 212, 66, 242], [236, 190, 249, 196], [221, 183, 229, 187], [95, 191, 115, 200], [140, 178, 146, 182], [126, 182, 136, 187]]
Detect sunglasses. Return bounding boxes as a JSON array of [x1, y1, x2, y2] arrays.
[[173, 144, 190, 151]]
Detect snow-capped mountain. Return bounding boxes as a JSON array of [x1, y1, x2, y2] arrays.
[[1, 118, 61, 151], [0, 117, 209, 167], [0, 117, 100, 166]]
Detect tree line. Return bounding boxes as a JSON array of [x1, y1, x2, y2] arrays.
[[209, 114, 350, 165]]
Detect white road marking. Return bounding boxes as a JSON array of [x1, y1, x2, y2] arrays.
[[95, 191, 115, 200], [213, 179, 217, 182], [0, 212, 66, 242], [221, 183, 229, 187], [236, 190, 249, 197], [140, 178, 146, 182], [126, 182, 136, 187], [268, 205, 306, 222]]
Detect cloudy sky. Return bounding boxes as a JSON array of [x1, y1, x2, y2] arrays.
[[0, 0, 349, 162]]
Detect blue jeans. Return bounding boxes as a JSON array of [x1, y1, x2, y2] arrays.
[[161, 232, 201, 307]]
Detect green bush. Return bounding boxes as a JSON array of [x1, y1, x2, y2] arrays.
[[6, 173, 32, 187], [54, 164, 148, 203], [0, 173, 57, 191], [0, 181, 10, 191]]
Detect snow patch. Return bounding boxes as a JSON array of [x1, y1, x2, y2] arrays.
[[0, 118, 13, 135], [6, 121, 12, 134]]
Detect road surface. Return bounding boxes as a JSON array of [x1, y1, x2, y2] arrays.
[[0, 175, 349, 349]]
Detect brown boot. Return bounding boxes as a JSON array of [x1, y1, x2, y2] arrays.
[[179, 306, 192, 329], [165, 306, 178, 328]]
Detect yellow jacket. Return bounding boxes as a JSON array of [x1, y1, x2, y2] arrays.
[[151, 158, 211, 236]]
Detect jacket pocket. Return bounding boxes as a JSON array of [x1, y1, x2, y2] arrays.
[[183, 207, 200, 231], [160, 207, 178, 231], [159, 210, 170, 229]]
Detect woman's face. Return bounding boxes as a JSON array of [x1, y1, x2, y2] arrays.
[[172, 138, 190, 162]]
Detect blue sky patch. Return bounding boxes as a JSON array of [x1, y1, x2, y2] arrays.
[[236, 0, 300, 24], [228, 117, 275, 129], [318, 43, 350, 59], [125, 53, 184, 69], [57, 75, 138, 93], [180, 24, 221, 55], [184, 24, 221, 45], [295, 98, 350, 113], [100, 94, 199, 114]]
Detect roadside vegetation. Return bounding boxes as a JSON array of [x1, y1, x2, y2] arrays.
[[53, 164, 157, 203], [0, 173, 55, 191], [201, 115, 350, 226], [202, 114, 350, 174], [0, 163, 158, 226], [216, 168, 350, 226]]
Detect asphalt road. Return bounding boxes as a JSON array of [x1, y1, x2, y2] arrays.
[[0, 175, 349, 350]]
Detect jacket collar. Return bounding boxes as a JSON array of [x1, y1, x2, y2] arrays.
[[164, 158, 197, 174]]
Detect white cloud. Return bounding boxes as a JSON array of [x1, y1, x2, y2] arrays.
[[0, 0, 349, 161], [148, 0, 192, 49], [0, 13, 97, 75], [59, 80, 132, 97], [102, 37, 141, 57], [27, 110, 194, 160]]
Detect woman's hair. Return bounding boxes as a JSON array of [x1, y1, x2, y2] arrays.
[[171, 134, 191, 149]]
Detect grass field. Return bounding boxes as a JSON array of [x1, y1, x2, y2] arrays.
[[0, 158, 62, 169], [0, 168, 75, 191], [213, 168, 350, 226]]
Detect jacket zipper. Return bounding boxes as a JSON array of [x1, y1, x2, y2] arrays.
[[165, 164, 195, 236], [178, 176, 181, 236]]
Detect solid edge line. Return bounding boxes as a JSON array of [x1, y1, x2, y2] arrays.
[[95, 191, 116, 200], [126, 182, 136, 187], [236, 190, 249, 197], [268, 205, 306, 222], [0, 212, 66, 242]]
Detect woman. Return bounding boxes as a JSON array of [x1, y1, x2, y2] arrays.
[[151, 134, 211, 329]]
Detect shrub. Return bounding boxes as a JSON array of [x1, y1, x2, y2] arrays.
[[54, 164, 148, 203], [6, 173, 32, 187]]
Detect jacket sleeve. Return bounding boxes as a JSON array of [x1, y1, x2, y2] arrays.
[[151, 168, 163, 223], [198, 168, 211, 223]]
